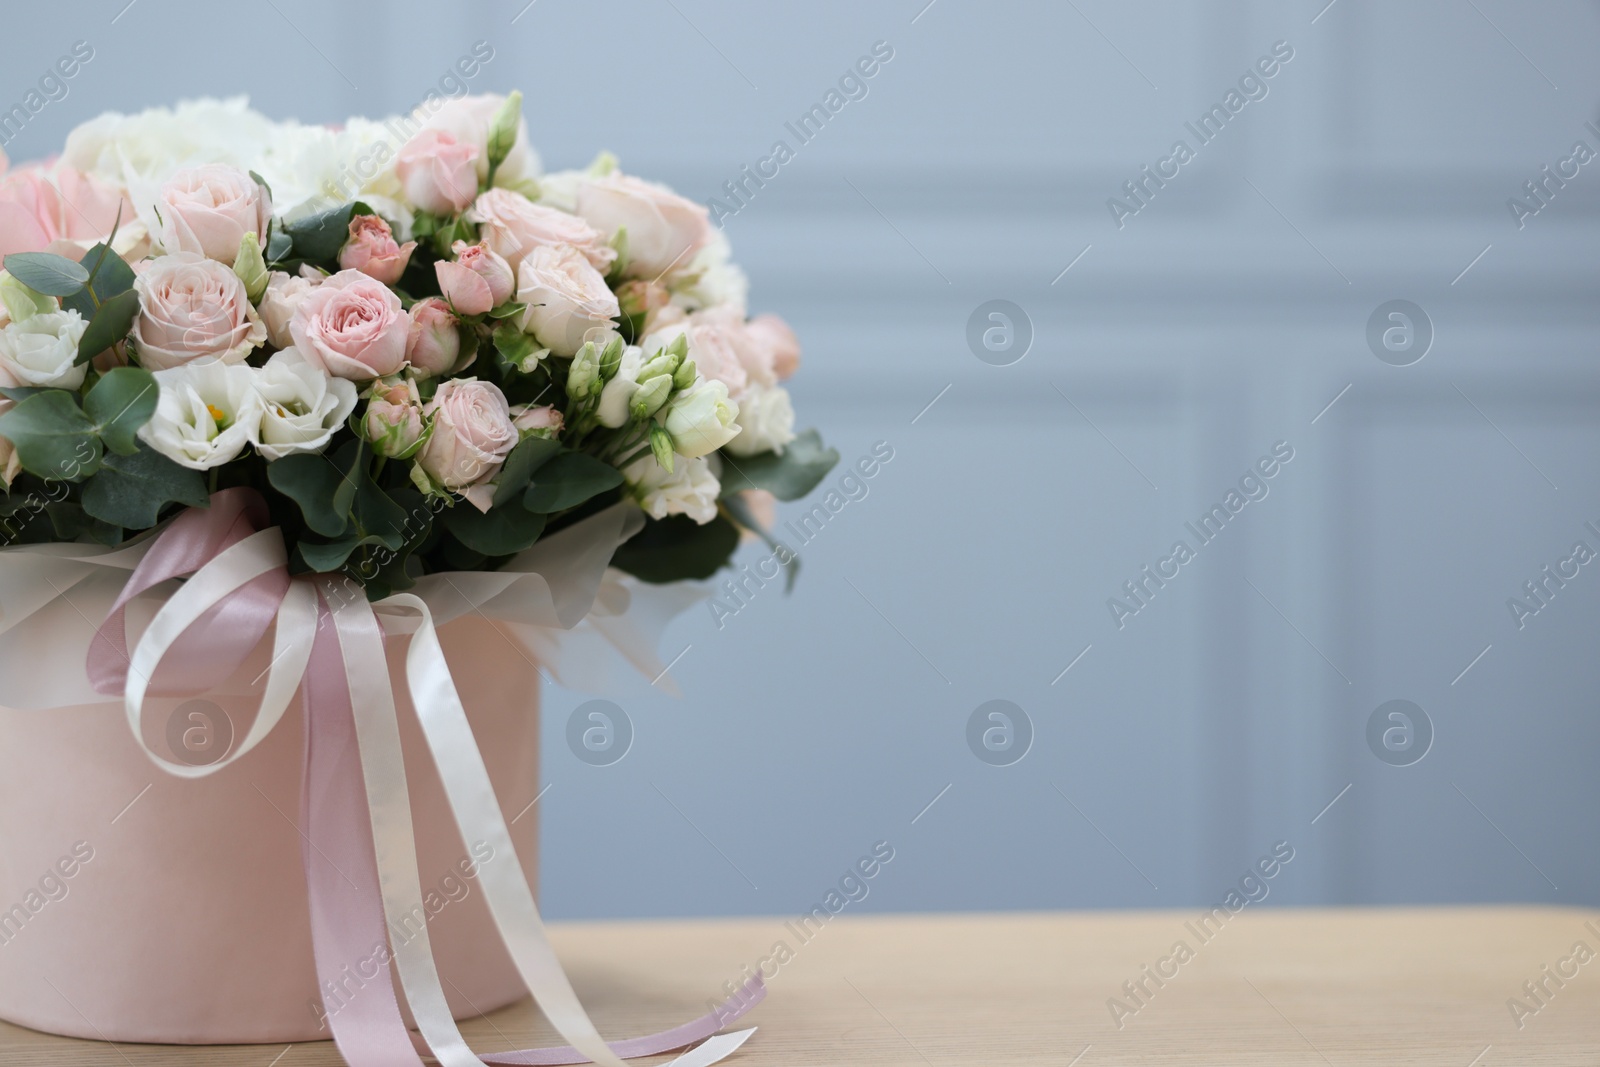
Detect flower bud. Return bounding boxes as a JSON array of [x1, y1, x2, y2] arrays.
[[567, 340, 599, 396], [665, 331, 689, 361], [510, 402, 563, 439], [672, 358, 697, 391], [486, 90, 524, 173], [638, 350, 679, 382], [448, 239, 515, 307], [339, 215, 415, 287], [614, 279, 669, 321], [0, 271, 55, 323], [598, 335, 625, 381], [649, 424, 676, 474], [405, 297, 462, 377], [629, 374, 672, 421], [234, 231, 269, 302], [364, 379, 426, 459]]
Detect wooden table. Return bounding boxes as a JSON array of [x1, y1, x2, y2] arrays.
[[2, 907, 1596, 1064]]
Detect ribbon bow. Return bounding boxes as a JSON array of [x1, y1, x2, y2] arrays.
[[85, 489, 760, 1067]]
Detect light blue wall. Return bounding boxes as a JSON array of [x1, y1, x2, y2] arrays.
[[7, 0, 1598, 920]]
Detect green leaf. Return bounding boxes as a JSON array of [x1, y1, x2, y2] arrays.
[[267, 451, 351, 537], [611, 514, 740, 583], [84, 366, 158, 454], [299, 534, 368, 573], [4, 252, 88, 297], [492, 436, 561, 508], [715, 429, 839, 502], [76, 289, 141, 365], [282, 201, 370, 264], [0, 391, 100, 480], [722, 489, 799, 593], [80, 444, 208, 529], [45, 501, 122, 545], [62, 242, 136, 320], [492, 319, 538, 365], [352, 474, 408, 551], [523, 451, 624, 513], [443, 502, 546, 557], [487, 301, 526, 320], [265, 225, 294, 264]]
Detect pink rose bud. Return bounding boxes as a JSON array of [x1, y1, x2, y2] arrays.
[[434, 258, 494, 316], [405, 296, 463, 377], [510, 403, 563, 438], [395, 129, 480, 216], [450, 239, 515, 306], [339, 214, 416, 286], [746, 313, 801, 381], [363, 380, 426, 458], [614, 279, 670, 321]]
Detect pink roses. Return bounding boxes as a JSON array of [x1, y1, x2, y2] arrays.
[[338, 215, 415, 285], [289, 270, 409, 380], [395, 129, 479, 216]]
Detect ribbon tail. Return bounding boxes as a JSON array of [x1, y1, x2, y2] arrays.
[[321, 580, 493, 1067], [393, 595, 760, 1066], [302, 594, 430, 1067]]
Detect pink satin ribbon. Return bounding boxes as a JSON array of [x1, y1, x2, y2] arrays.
[[88, 489, 764, 1065]]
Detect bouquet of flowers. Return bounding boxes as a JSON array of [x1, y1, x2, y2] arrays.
[[0, 92, 828, 1066], [0, 91, 835, 595]]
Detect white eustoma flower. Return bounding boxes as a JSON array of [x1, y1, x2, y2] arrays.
[[664, 379, 740, 459], [139, 362, 263, 470], [724, 384, 795, 457], [251, 348, 358, 460], [0, 310, 88, 388], [669, 230, 749, 315], [595, 345, 645, 429], [624, 454, 721, 525]]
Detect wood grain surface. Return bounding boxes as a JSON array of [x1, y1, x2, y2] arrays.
[[1, 907, 1596, 1065]]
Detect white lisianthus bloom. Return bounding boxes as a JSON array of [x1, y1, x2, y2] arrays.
[[724, 385, 795, 457], [595, 345, 645, 429], [624, 454, 721, 525], [251, 348, 359, 460], [139, 362, 263, 470], [669, 230, 749, 316], [0, 310, 88, 388], [61, 98, 280, 241], [515, 244, 620, 357], [664, 379, 740, 459]]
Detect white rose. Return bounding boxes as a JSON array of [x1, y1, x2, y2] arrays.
[[0, 310, 88, 388], [575, 173, 712, 280], [251, 348, 359, 460], [515, 244, 620, 357], [139, 362, 263, 470], [664, 379, 740, 459], [624, 453, 721, 525], [595, 345, 645, 428], [724, 385, 795, 457], [258, 269, 321, 350]]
